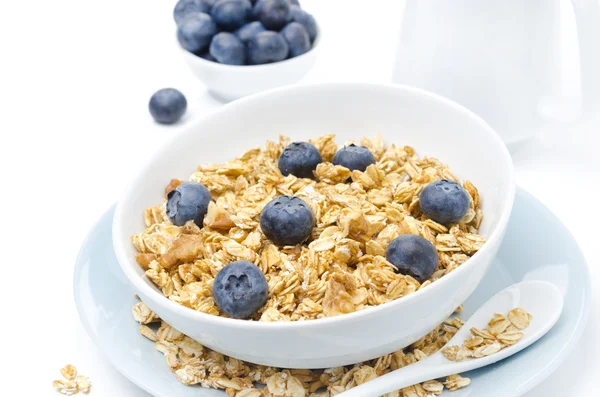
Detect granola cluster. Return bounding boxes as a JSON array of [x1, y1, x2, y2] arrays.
[[132, 134, 485, 321], [133, 301, 471, 396]]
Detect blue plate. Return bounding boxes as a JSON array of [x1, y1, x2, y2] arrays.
[[74, 188, 591, 397]]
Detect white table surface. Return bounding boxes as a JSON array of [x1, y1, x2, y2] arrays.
[[1, 0, 597, 396]]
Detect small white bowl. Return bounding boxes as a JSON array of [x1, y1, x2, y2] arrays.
[[113, 83, 515, 369], [181, 35, 320, 102]]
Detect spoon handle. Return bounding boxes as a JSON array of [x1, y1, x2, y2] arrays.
[[336, 352, 458, 397], [338, 281, 563, 397], [337, 342, 533, 397]]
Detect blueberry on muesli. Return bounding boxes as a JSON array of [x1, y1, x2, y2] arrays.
[[332, 144, 376, 172], [278, 141, 322, 178], [212, 260, 268, 318], [419, 179, 470, 225], [166, 181, 212, 227], [260, 195, 314, 246], [386, 234, 439, 282]]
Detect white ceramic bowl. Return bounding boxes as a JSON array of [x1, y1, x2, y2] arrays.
[[113, 83, 515, 369], [181, 35, 320, 102]]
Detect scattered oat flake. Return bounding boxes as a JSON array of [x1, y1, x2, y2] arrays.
[[134, 299, 475, 397], [508, 307, 531, 329], [53, 379, 78, 396], [53, 365, 91, 395], [443, 307, 532, 363], [75, 375, 92, 394], [422, 379, 444, 394], [140, 325, 158, 341], [132, 302, 159, 324], [445, 374, 471, 391], [60, 364, 77, 380]]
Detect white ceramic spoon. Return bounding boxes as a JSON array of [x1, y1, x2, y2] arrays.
[[338, 280, 563, 397]]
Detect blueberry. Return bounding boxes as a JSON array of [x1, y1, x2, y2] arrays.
[[212, 261, 268, 318], [149, 88, 187, 124], [212, 0, 252, 31], [250, 0, 262, 17], [280, 22, 310, 57], [209, 32, 246, 64], [197, 51, 217, 62], [332, 144, 376, 172], [254, 0, 290, 30], [166, 182, 212, 226], [260, 196, 314, 246], [234, 21, 266, 43], [247, 31, 289, 64], [177, 12, 218, 52], [289, 5, 317, 42], [289, 0, 300, 5], [419, 180, 471, 225], [173, 0, 211, 25], [386, 235, 439, 282], [278, 142, 322, 178]]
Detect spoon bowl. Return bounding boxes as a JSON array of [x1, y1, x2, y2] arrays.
[[338, 280, 564, 397]]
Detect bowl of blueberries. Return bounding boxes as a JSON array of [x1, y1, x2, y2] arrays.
[[175, 0, 319, 101]]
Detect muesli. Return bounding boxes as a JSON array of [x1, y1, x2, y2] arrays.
[[132, 134, 485, 321]]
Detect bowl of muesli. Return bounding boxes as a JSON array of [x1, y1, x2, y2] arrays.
[[113, 83, 515, 369]]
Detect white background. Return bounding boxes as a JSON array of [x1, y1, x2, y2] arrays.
[[0, 0, 598, 396]]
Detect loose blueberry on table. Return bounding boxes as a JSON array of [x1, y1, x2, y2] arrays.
[[260, 195, 314, 246], [332, 144, 377, 172], [174, 0, 317, 65], [278, 141, 322, 178], [166, 181, 212, 226], [212, 260, 269, 318], [386, 234, 439, 282], [148, 88, 187, 124], [419, 179, 471, 225]]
